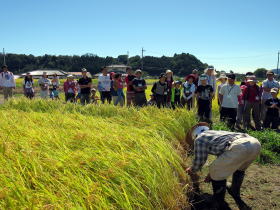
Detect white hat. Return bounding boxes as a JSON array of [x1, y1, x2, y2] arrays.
[[192, 126, 210, 140]]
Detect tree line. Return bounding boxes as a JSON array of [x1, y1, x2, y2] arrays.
[[0, 53, 208, 76]]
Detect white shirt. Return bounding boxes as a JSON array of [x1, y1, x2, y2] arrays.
[[0, 71, 15, 87], [219, 84, 241, 108], [262, 79, 279, 100], [38, 77, 51, 90], [98, 74, 111, 92]]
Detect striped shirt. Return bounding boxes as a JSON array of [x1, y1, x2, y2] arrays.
[[191, 130, 249, 172]]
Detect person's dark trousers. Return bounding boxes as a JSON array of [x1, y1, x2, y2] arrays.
[[186, 98, 193, 110], [263, 114, 279, 129], [65, 93, 75, 103], [211, 180, 231, 210], [220, 107, 237, 129], [100, 91, 112, 104], [171, 95, 181, 109], [197, 99, 211, 122], [155, 94, 165, 108], [80, 93, 90, 105], [227, 170, 251, 209], [243, 101, 261, 130], [134, 92, 147, 107]]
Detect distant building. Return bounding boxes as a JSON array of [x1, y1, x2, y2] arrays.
[[21, 69, 68, 79], [67, 72, 92, 79], [106, 65, 130, 74]]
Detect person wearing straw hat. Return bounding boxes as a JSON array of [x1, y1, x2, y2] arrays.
[[38, 72, 51, 99], [260, 70, 280, 122], [64, 75, 77, 103], [216, 74, 227, 106], [186, 122, 261, 210], [263, 88, 280, 129], [0, 65, 16, 101]]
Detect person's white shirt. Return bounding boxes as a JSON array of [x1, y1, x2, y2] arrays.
[[0, 71, 16, 87], [219, 84, 241, 108], [98, 74, 111, 92]]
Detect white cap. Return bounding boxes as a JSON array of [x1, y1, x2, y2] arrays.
[[192, 126, 210, 140]]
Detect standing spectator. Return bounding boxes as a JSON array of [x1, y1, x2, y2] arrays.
[[198, 66, 217, 95], [23, 73, 34, 99], [263, 88, 280, 129], [125, 67, 136, 106], [78, 68, 92, 105], [182, 74, 196, 110], [191, 69, 199, 86], [165, 69, 174, 107], [243, 77, 262, 130], [38, 72, 51, 99], [132, 70, 147, 107], [64, 75, 77, 103], [236, 84, 247, 130], [171, 81, 182, 109], [219, 74, 241, 129], [50, 74, 60, 100], [98, 67, 112, 104], [195, 74, 214, 123], [0, 65, 16, 101], [217, 74, 227, 106], [261, 70, 279, 122], [113, 73, 125, 106], [151, 73, 167, 108]]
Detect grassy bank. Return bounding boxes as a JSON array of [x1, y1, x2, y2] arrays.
[[0, 99, 196, 209]]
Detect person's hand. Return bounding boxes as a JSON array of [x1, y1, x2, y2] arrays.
[[204, 173, 212, 183], [186, 167, 200, 182]]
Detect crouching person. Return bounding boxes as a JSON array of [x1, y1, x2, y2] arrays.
[[186, 122, 261, 210]]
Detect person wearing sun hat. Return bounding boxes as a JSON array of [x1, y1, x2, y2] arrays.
[[263, 88, 280, 129], [260, 70, 280, 122], [186, 122, 261, 210], [64, 74, 77, 103], [242, 76, 262, 130], [216, 74, 227, 106]]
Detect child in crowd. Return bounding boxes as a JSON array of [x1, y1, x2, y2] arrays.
[[50, 74, 60, 100], [195, 74, 214, 123], [151, 73, 167, 108], [165, 69, 174, 107], [132, 70, 147, 107], [171, 81, 182, 109], [90, 88, 99, 104], [23, 73, 35, 99], [263, 88, 280, 129], [113, 73, 125, 106], [182, 74, 196, 110]]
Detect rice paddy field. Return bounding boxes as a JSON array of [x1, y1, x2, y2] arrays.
[[0, 80, 279, 209]]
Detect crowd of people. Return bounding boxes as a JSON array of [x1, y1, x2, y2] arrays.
[[1, 64, 279, 131]]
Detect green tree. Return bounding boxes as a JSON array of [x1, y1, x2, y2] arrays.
[[254, 68, 268, 78]]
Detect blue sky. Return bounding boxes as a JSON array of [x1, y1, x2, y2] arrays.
[[1, 0, 279, 73]]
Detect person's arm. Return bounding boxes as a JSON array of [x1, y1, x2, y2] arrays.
[[191, 138, 209, 172], [11, 73, 16, 88], [143, 79, 147, 90], [151, 82, 157, 94], [219, 85, 225, 105]]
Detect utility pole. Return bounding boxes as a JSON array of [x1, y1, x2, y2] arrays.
[[127, 51, 129, 65], [141, 47, 145, 70], [277, 51, 280, 76], [3, 48, 6, 65]]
